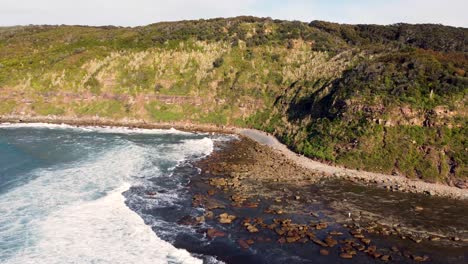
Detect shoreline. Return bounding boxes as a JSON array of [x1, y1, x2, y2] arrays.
[[1, 114, 466, 200], [0, 115, 238, 134], [236, 129, 468, 200], [191, 136, 468, 263]]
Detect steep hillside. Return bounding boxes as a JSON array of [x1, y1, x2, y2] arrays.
[[0, 17, 466, 185]]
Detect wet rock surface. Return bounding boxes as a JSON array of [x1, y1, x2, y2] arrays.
[[184, 137, 468, 263]]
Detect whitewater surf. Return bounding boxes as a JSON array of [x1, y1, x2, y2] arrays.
[[0, 123, 227, 264]]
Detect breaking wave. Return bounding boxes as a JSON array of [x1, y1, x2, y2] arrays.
[[0, 124, 219, 264]]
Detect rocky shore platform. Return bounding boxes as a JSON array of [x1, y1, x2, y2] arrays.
[[187, 137, 468, 263]]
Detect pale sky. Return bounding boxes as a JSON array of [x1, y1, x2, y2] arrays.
[[0, 0, 467, 27]]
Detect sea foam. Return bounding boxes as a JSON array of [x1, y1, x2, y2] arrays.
[[0, 122, 196, 135], [4, 185, 202, 264], [0, 127, 216, 264]]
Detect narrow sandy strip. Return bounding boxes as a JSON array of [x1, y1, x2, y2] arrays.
[[1, 115, 466, 200], [237, 129, 468, 200]]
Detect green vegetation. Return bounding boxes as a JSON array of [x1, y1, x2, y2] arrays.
[[75, 100, 126, 118], [31, 100, 66, 116], [0, 17, 466, 184], [0, 100, 16, 115]]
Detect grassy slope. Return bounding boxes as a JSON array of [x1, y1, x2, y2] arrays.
[[0, 17, 466, 184]]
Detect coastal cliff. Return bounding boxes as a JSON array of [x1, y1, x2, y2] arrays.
[[0, 17, 466, 185]]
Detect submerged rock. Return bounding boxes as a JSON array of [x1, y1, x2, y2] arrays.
[[206, 228, 226, 239], [238, 239, 250, 249], [286, 236, 301, 243], [311, 237, 328, 247], [340, 252, 353, 259], [413, 255, 430, 262], [177, 215, 201, 226], [319, 249, 329, 256]]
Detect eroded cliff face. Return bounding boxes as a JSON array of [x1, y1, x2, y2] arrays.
[[0, 17, 466, 184], [0, 39, 349, 124], [264, 50, 467, 184]]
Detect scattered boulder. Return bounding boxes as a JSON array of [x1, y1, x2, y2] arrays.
[[410, 236, 422, 243], [218, 213, 236, 224], [204, 211, 214, 220], [329, 231, 343, 236], [245, 223, 259, 233], [275, 228, 285, 236], [361, 238, 371, 245], [314, 222, 328, 230], [324, 236, 338, 247], [353, 233, 364, 239]]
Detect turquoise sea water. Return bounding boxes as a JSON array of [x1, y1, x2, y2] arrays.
[[0, 123, 222, 264]]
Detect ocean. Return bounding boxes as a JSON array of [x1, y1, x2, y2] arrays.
[[0, 123, 228, 264]]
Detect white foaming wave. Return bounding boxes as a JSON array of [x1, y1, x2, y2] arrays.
[[0, 144, 148, 260], [159, 137, 215, 172], [205, 256, 226, 264], [0, 122, 91, 131], [0, 144, 146, 215], [0, 122, 196, 135], [211, 134, 239, 142], [0, 129, 217, 264], [0, 142, 202, 263], [92, 126, 196, 136], [180, 137, 214, 159], [130, 137, 215, 210], [4, 184, 202, 264], [123, 137, 216, 243]]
